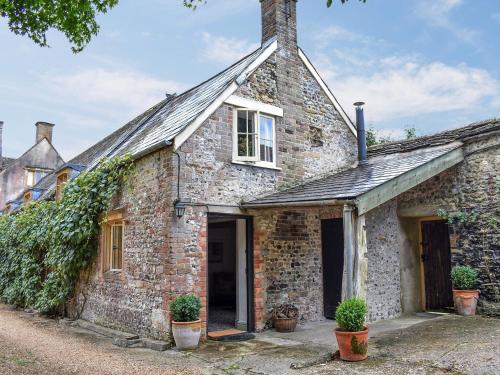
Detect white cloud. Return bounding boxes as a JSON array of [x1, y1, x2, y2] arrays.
[[316, 55, 500, 123], [201, 32, 259, 65], [44, 68, 187, 116], [414, 0, 480, 43]]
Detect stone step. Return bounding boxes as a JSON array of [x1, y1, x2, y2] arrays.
[[74, 319, 170, 351], [75, 320, 139, 340]]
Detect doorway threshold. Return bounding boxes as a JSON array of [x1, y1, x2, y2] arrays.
[[208, 329, 255, 342]]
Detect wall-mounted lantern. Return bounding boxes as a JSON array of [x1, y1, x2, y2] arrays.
[[174, 200, 187, 219]]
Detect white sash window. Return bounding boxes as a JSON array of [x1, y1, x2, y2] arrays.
[[233, 109, 276, 167]]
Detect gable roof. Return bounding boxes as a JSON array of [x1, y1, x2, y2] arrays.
[[24, 40, 279, 198], [104, 39, 278, 161]]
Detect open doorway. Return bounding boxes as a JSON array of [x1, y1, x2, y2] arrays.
[[321, 218, 344, 319], [420, 219, 453, 311], [207, 215, 253, 336]]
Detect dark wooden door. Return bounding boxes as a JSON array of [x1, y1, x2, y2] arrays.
[[321, 219, 344, 319], [421, 220, 453, 310]]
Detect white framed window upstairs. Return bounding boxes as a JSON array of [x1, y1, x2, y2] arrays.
[[233, 109, 276, 168]]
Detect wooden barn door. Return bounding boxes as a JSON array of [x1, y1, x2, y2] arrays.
[[321, 219, 344, 319], [421, 220, 453, 310]]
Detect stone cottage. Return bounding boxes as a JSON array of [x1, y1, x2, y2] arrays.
[[18, 0, 498, 340], [0, 121, 64, 212]]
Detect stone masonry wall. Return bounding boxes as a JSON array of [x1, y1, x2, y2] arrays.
[[76, 149, 173, 340], [365, 199, 403, 321], [399, 134, 500, 302], [172, 38, 357, 332], [180, 50, 357, 206], [251, 206, 343, 330]]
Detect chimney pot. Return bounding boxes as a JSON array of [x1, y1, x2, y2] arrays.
[[35, 122, 55, 144], [354, 102, 367, 163]]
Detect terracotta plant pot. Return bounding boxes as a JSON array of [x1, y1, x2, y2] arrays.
[[172, 320, 201, 350], [274, 317, 298, 333], [453, 289, 479, 316], [334, 327, 369, 362]]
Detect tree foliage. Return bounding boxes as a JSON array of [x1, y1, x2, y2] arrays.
[[366, 126, 418, 147], [0, 156, 133, 313], [0, 0, 118, 53]]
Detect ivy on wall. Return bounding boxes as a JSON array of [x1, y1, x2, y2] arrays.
[[0, 156, 133, 313]]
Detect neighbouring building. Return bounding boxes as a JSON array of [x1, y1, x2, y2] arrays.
[[15, 0, 498, 340], [0, 121, 64, 212]]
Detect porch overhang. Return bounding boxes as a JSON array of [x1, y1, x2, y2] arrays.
[[355, 147, 464, 215], [242, 198, 354, 209], [242, 143, 465, 215]]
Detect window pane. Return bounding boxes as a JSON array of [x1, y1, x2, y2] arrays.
[[248, 112, 256, 133], [259, 116, 274, 163], [248, 133, 256, 157], [35, 171, 47, 184], [26, 172, 34, 187], [112, 225, 123, 270], [237, 111, 247, 133], [238, 134, 248, 157]]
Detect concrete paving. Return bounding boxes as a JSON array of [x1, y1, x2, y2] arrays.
[[185, 313, 442, 374]]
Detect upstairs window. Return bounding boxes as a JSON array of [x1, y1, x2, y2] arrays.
[[23, 191, 32, 204], [233, 109, 276, 166], [56, 171, 69, 202], [25, 168, 49, 187]]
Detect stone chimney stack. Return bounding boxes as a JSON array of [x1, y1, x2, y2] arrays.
[[261, 0, 298, 49], [35, 122, 55, 144]]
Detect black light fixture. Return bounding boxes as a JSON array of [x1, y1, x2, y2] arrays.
[[174, 200, 187, 219]]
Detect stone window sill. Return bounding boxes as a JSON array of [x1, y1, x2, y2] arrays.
[[232, 160, 282, 171], [103, 270, 123, 279]]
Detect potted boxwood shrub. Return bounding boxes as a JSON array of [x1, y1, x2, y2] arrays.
[[170, 295, 202, 350], [334, 298, 368, 362], [451, 265, 480, 316], [272, 304, 299, 332]]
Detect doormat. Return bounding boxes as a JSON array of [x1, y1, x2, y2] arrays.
[[208, 329, 255, 342]]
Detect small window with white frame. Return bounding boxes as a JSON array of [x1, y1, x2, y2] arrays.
[[233, 109, 276, 166]]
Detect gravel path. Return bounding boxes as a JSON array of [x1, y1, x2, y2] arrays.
[[0, 304, 207, 375], [1, 303, 498, 375]]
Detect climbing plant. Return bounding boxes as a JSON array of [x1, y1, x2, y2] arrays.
[[0, 155, 133, 313], [437, 208, 478, 225]]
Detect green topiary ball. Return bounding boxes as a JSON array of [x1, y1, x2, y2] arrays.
[[451, 265, 478, 290], [170, 295, 202, 322], [335, 298, 367, 332]]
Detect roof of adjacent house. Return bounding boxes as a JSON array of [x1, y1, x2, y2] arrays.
[[244, 143, 462, 207], [1, 157, 15, 170], [369, 118, 500, 157]]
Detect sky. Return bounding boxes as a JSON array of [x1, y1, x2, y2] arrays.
[[1, 0, 499, 161]]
